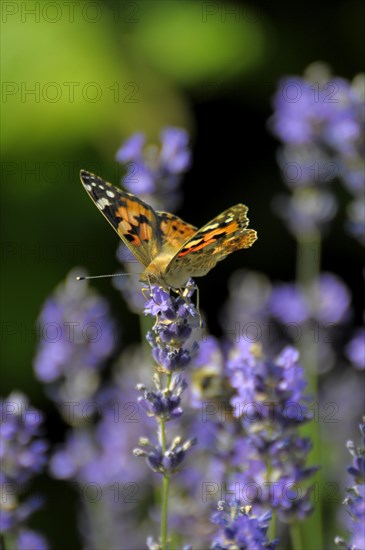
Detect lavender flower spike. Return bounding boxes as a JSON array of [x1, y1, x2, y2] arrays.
[[136, 282, 200, 549], [33, 269, 117, 421], [116, 127, 191, 211], [211, 500, 278, 549], [144, 284, 200, 372], [0, 392, 49, 547], [336, 420, 365, 550]]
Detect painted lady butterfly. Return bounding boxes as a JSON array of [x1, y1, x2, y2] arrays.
[[80, 170, 257, 290]]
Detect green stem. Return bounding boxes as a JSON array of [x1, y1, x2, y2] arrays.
[[161, 470, 170, 550], [268, 510, 276, 543], [160, 372, 172, 550], [290, 522, 303, 550], [296, 229, 323, 550], [139, 314, 154, 352], [2, 533, 17, 550], [265, 454, 276, 542]]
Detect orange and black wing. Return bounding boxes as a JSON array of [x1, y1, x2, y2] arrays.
[[80, 170, 162, 266], [165, 204, 257, 279]]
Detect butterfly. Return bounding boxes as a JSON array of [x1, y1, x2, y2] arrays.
[[80, 170, 257, 290]]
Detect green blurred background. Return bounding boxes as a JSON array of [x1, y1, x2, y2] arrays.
[[1, 0, 364, 546]]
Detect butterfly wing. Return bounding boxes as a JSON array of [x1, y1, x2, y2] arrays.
[[164, 204, 257, 283], [157, 211, 197, 252], [80, 170, 162, 266]]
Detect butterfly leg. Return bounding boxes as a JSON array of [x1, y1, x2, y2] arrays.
[[141, 276, 170, 307], [141, 285, 152, 302], [179, 283, 203, 328], [141, 275, 155, 302]]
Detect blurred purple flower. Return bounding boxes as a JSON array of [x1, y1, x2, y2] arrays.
[[17, 529, 49, 550], [269, 273, 351, 327], [346, 329, 365, 370], [270, 63, 364, 241], [269, 284, 310, 325], [33, 269, 117, 419], [50, 388, 146, 486], [48, 349, 154, 549], [116, 127, 191, 211], [220, 270, 274, 353], [226, 344, 316, 521], [272, 189, 337, 236], [116, 133, 145, 163], [0, 392, 48, 544], [271, 72, 363, 156], [341, 162, 365, 196], [160, 127, 191, 173], [314, 273, 351, 325], [0, 392, 47, 485]]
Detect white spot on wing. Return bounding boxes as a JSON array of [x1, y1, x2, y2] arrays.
[[203, 222, 219, 230], [106, 190, 115, 198], [85, 184, 92, 191], [96, 198, 111, 210], [184, 238, 202, 247]]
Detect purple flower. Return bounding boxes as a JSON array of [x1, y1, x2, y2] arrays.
[[134, 436, 196, 475], [346, 329, 365, 370], [0, 393, 48, 544], [227, 345, 310, 427], [116, 127, 191, 211], [342, 162, 365, 196], [0, 392, 48, 485], [221, 270, 272, 342], [144, 286, 175, 317], [336, 421, 365, 550], [17, 529, 49, 550], [33, 269, 117, 416], [269, 283, 310, 324], [49, 388, 147, 486], [160, 127, 191, 173], [270, 64, 364, 241], [211, 500, 277, 549], [116, 133, 145, 163], [226, 344, 316, 521], [271, 72, 363, 155], [144, 285, 200, 372], [0, 494, 44, 534], [114, 128, 192, 313], [269, 273, 351, 328], [137, 375, 187, 420], [314, 273, 351, 325]]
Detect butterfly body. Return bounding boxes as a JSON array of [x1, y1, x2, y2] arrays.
[[80, 170, 257, 290]]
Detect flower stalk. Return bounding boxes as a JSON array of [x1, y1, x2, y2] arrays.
[[134, 285, 200, 549]]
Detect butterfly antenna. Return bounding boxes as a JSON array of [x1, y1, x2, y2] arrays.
[[76, 273, 139, 281]]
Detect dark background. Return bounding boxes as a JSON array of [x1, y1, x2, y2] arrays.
[[1, 0, 364, 547]]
